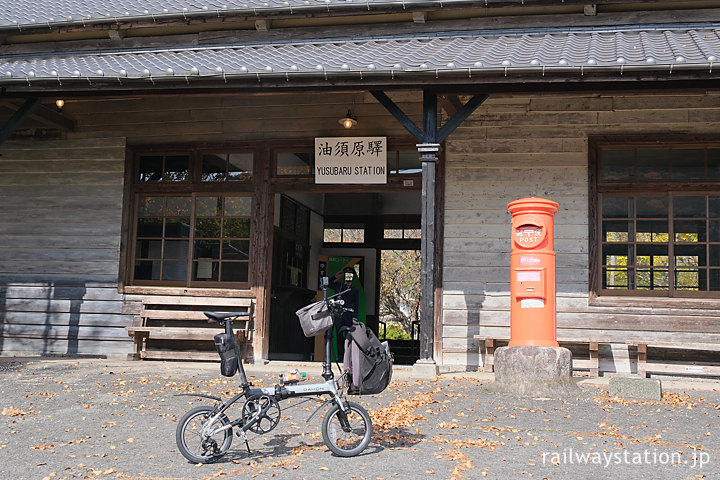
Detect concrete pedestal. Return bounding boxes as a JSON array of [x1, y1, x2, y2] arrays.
[[490, 346, 580, 398], [608, 376, 662, 401], [412, 358, 439, 379]]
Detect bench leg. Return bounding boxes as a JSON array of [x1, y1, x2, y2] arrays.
[[139, 333, 149, 359], [485, 339, 496, 373], [589, 342, 599, 377], [128, 334, 144, 360], [636, 343, 647, 378]]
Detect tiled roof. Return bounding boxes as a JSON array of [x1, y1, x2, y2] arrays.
[[0, 0, 475, 29], [1, 26, 719, 87]]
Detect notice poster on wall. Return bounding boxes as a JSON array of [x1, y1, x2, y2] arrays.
[[314, 137, 387, 184]]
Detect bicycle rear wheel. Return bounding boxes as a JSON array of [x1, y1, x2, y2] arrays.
[[176, 406, 233, 463], [321, 401, 372, 457]]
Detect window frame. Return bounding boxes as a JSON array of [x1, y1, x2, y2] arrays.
[[323, 222, 366, 244], [136, 152, 192, 183], [129, 146, 255, 289], [383, 220, 421, 240], [274, 148, 315, 178], [590, 136, 720, 299]]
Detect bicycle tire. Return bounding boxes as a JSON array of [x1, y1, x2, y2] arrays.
[[321, 401, 372, 457], [176, 405, 233, 463]]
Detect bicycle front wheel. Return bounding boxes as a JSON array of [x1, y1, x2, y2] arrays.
[[321, 401, 372, 457], [176, 406, 233, 463]]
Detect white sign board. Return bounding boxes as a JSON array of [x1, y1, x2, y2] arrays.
[[315, 137, 387, 184]]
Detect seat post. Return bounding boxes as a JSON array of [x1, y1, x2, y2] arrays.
[[225, 318, 251, 389]]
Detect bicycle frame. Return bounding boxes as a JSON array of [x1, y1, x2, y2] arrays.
[[175, 285, 374, 462], [201, 288, 351, 439]]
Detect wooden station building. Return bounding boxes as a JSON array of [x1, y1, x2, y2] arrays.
[[2, 0, 720, 376]]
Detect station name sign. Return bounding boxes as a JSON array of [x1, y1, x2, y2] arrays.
[[314, 137, 387, 184]]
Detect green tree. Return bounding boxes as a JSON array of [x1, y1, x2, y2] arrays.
[[380, 250, 421, 336]]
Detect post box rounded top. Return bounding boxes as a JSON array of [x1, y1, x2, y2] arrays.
[[507, 197, 559, 216]]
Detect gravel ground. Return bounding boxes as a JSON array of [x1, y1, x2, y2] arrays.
[[1, 357, 719, 480]]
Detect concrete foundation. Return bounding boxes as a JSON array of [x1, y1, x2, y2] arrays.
[[608, 376, 662, 401], [412, 358, 440, 379], [490, 346, 580, 398]]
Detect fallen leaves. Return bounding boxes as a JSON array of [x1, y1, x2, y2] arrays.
[[370, 393, 437, 430], [4, 362, 719, 480], [432, 436, 503, 451], [2, 407, 37, 417], [432, 436, 497, 480], [88, 468, 115, 476], [594, 390, 705, 408], [26, 392, 55, 398], [478, 425, 521, 434], [437, 422, 461, 429]]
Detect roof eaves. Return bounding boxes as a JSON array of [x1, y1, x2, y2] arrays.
[[0, 0, 686, 32], [2, 62, 718, 90], [0, 0, 481, 32], [1, 24, 719, 90]]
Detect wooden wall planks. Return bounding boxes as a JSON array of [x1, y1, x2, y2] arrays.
[[442, 93, 720, 370], [0, 138, 133, 356], [3, 91, 720, 367], [67, 92, 415, 145]]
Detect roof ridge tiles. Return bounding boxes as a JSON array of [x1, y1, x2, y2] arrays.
[[0, 0, 474, 30], [0, 1, 716, 31]]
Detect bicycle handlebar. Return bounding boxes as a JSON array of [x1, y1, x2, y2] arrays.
[[326, 287, 351, 301], [203, 286, 350, 326]]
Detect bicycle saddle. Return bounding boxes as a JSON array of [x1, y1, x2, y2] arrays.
[[204, 311, 251, 322]]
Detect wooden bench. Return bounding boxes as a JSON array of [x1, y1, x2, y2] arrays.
[[126, 295, 254, 362], [631, 341, 720, 378], [474, 335, 613, 377]]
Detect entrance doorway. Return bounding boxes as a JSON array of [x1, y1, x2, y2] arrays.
[[379, 249, 421, 364], [267, 191, 421, 361]]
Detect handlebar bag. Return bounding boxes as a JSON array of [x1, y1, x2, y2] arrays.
[[296, 300, 332, 338], [214, 332, 238, 377], [343, 321, 393, 395]]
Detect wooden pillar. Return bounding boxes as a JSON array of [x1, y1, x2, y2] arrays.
[[369, 89, 489, 374], [419, 148, 438, 360], [418, 89, 439, 365], [251, 144, 274, 362]]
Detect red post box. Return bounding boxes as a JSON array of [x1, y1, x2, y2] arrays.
[[507, 197, 559, 347]]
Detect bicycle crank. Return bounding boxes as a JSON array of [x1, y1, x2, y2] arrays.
[[241, 394, 281, 434]]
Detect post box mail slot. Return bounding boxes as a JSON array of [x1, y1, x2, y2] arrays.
[[514, 224, 545, 248]]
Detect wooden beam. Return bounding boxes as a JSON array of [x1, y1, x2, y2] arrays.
[[422, 89, 437, 144], [371, 88, 488, 366], [32, 102, 77, 130], [0, 100, 76, 131], [369, 90, 423, 142], [437, 93, 489, 142], [439, 94, 462, 116], [0, 97, 40, 144], [412, 11, 427, 23]]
